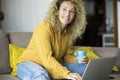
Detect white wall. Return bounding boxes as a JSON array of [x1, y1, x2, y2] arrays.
[[118, 2, 120, 48], [105, 0, 114, 32], [1, 0, 52, 32]]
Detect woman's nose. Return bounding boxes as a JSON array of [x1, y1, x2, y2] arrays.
[[65, 10, 70, 16]]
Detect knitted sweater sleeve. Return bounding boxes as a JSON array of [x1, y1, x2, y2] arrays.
[[63, 38, 77, 63]]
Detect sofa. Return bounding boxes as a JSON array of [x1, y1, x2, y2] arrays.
[[0, 29, 120, 80]]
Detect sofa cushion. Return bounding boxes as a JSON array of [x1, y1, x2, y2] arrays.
[[0, 74, 20, 80], [9, 44, 25, 76], [92, 47, 120, 58], [0, 29, 11, 73], [8, 32, 33, 48]]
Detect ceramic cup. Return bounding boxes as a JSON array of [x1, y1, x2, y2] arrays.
[[74, 51, 86, 63]]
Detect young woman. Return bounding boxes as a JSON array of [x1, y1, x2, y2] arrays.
[[17, 0, 87, 80]]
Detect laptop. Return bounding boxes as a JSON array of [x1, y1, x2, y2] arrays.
[[82, 57, 117, 80]]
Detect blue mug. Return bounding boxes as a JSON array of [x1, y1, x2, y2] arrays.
[[74, 51, 86, 63]]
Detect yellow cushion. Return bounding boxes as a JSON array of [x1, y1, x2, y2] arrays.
[[9, 44, 25, 76], [76, 47, 119, 72], [77, 47, 99, 60]]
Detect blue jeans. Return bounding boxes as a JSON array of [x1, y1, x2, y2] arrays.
[[17, 62, 86, 80]]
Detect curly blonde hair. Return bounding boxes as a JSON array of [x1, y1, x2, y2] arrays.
[[44, 0, 87, 41]]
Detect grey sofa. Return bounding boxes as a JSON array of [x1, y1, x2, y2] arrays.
[[0, 29, 120, 80]]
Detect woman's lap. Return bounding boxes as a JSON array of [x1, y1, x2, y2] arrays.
[[17, 62, 86, 80], [17, 62, 51, 80], [63, 63, 86, 76]]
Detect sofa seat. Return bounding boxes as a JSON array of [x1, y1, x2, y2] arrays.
[[0, 74, 19, 80], [110, 73, 120, 80]]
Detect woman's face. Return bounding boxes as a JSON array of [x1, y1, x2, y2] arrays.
[[58, 1, 75, 27]]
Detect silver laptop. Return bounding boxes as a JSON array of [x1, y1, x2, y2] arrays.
[[82, 57, 117, 80]]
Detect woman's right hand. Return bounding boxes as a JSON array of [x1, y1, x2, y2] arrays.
[[67, 72, 82, 80]]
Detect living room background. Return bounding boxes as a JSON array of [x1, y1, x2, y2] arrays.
[[0, 0, 120, 48]]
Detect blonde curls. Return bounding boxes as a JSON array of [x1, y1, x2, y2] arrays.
[[44, 0, 87, 41]]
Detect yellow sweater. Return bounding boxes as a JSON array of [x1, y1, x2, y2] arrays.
[[18, 22, 77, 78]]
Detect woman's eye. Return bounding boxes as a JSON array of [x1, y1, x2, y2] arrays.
[[63, 8, 66, 11], [70, 10, 75, 13]]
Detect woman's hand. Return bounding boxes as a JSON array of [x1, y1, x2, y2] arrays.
[[67, 72, 82, 80], [80, 56, 88, 65]]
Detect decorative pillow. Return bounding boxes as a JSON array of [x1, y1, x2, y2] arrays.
[[9, 44, 25, 76], [77, 47, 99, 60], [76, 47, 119, 72]]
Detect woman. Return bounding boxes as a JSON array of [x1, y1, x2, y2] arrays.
[[17, 0, 87, 80]]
